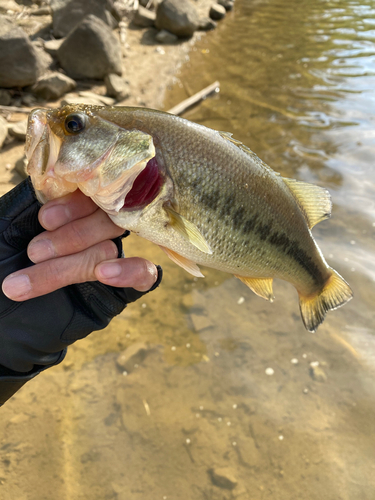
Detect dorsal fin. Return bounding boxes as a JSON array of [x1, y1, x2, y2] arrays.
[[282, 177, 332, 229], [219, 131, 279, 176]]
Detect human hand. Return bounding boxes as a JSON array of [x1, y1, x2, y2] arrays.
[[2, 187, 158, 301]]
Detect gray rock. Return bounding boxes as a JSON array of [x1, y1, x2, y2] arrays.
[[198, 17, 217, 31], [32, 71, 76, 100], [15, 156, 28, 179], [44, 38, 65, 57], [61, 91, 115, 106], [0, 16, 44, 87], [0, 88, 12, 106], [208, 467, 238, 490], [217, 0, 234, 11], [31, 6, 52, 16], [50, 0, 118, 38], [33, 44, 54, 72], [8, 120, 28, 141], [0, 0, 21, 14], [209, 3, 226, 20], [105, 73, 130, 100], [156, 0, 199, 38], [0, 116, 8, 150], [116, 343, 149, 373], [155, 29, 178, 43], [133, 5, 156, 27], [139, 0, 156, 7], [57, 15, 122, 79]]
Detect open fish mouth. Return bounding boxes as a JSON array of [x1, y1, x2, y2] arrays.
[[26, 108, 160, 211]]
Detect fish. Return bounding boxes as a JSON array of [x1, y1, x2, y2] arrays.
[[25, 104, 353, 332]]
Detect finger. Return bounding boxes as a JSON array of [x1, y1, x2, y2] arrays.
[[2, 240, 118, 301], [28, 209, 124, 263], [95, 257, 158, 292], [39, 189, 99, 231]]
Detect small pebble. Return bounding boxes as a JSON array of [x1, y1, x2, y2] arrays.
[[237, 297, 245, 305], [199, 405, 204, 410], [227, 421, 231, 426], [171, 346, 176, 351], [303, 388, 309, 394], [279, 435, 284, 440], [350, 240, 356, 245], [186, 438, 191, 444], [291, 358, 299, 364], [195, 413, 200, 418], [232, 441, 237, 446], [310, 361, 319, 367], [302, 353, 307, 358], [122, 371, 128, 376], [265, 367, 274, 376], [218, 417, 222, 422], [141, 303, 147, 308], [214, 352, 220, 357], [186, 343, 191, 348], [232, 404, 237, 409]]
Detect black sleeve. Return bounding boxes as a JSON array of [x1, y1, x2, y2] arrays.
[[0, 179, 162, 406]]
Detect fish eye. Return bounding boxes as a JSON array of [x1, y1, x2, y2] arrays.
[[64, 113, 86, 134]]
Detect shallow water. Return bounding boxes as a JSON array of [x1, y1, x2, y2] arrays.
[[1, 0, 375, 499]]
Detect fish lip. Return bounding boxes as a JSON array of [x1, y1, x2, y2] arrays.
[[25, 108, 48, 162]]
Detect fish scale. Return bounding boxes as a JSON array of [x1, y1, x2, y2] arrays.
[[26, 104, 353, 331]]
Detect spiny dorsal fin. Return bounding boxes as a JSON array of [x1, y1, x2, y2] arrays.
[[282, 177, 332, 229], [235, 275, 274, 302], [164, 206, 212, 254], [219, 131, 279, 176], [159, 246, 205, 277]]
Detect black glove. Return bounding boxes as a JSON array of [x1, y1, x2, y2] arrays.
[[0, 178, 162, 406]]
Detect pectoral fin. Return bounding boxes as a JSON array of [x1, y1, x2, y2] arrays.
[[235, 275, 274, 302], [160, 246, 205, 278], [164, 206, 212, 254]]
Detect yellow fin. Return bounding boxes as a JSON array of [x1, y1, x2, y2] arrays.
[[299, 268, 353, 332], [160, 246, 205, 278], [235, 275, 274, 302], [282, 177, 332, 229], [164, 206, 212, 254]]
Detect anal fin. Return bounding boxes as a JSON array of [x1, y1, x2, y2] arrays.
[[235, 275, 274, 302], [160, 246, 205, 278]]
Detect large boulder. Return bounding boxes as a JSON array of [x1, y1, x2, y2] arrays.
[[57, 15, 122, 79], [50, 0, 119, 38], [0, 16, 44, 87], [155, 0, 199, 38]]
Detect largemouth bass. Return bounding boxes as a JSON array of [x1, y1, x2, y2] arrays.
[[25, 104, 353, 332]]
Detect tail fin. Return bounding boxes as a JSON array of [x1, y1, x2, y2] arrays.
[[299, 269, 353, 332]]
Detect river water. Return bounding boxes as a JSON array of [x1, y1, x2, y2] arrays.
[[1, 1, 375, 499]]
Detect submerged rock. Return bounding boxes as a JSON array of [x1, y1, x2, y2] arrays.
[[116, 343, 149, 373], [32, 72, 76, 100], [208, 467, 238, 490], [198, 17, 217, 31], [0, 17, 44, 87], [218, 0, 234, 11], [155, 0, 199, 38], [57, 15, 122, 79]]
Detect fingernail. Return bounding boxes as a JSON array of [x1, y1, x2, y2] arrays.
[[28, 239, 55, 263], [41, 205, 70, 230], [97, 262, 122, 279], [2, 274, 31, 300]]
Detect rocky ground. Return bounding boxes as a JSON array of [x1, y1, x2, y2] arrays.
[[0, 0, 233, 195]]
